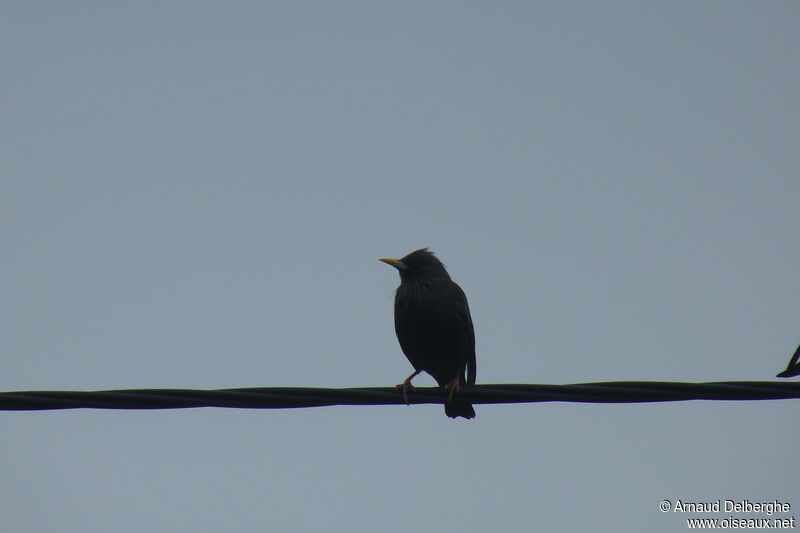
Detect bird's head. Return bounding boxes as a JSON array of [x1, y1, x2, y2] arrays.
[[380, 248, 451, 282]]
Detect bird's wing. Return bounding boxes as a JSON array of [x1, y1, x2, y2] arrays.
[[465, 311, 477, 385], [450, 282, 477, 385]]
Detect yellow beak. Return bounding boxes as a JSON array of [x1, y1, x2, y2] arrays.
[[379, 257, 407, 270]]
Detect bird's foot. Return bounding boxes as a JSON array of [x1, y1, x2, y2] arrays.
[[394, 381, 415, 404], [395, 370, 421, 405], [444, 375, 462, 402]]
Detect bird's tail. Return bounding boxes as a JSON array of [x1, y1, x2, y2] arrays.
[[445, 399, 475, 419]]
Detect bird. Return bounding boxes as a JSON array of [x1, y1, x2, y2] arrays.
[[777, 343, 800, 378], [380, 248, 477, 419]]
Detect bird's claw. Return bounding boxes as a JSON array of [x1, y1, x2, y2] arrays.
[[395, 370, 421, 405], [395, 381, 415, 405], [445, 376, 461, 402]]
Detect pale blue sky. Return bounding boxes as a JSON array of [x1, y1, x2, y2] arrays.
[[2, 2, 799, 531]]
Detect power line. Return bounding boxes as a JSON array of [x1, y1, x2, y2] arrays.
[[1, 381, 799, 411]]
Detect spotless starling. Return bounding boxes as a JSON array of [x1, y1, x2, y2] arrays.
[[380, 248, 477, 419]]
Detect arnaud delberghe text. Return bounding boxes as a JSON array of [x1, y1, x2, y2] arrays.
[[673, 500, 790, 515]]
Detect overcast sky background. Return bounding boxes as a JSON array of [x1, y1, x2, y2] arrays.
[[2, 2, 799, 531]]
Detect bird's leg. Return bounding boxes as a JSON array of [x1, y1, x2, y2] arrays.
[[395, 370, 421, 405], [445, 374, 462, 402]]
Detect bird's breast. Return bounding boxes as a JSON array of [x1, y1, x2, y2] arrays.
[[393, 281, 472, 381]]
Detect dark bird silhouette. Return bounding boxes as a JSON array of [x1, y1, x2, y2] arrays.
[[777, 343, 800, 378], [380, 248, 476, 419]]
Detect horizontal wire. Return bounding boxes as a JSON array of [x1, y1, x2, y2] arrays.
[[1, 381, 799, 411]]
